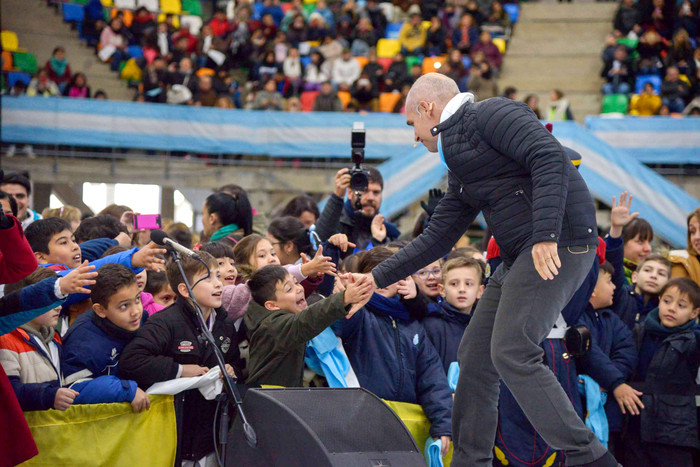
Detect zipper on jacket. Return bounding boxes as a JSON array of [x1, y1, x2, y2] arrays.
[[390, 317, 404, 400], [515, 187, 532, 209]]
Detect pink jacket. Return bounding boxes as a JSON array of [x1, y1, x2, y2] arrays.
[[141, 292, 165, 316]]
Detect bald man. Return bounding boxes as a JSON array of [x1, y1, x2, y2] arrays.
[[370, 74, 619, 467]]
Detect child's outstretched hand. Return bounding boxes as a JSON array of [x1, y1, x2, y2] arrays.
[[370, 214, 387, 242], [131, 387, 151, 413], [609, 192, 639, 238], [396, 276, 417, 299], [342, 273, 374, 318], [613, 383, 644, 415], [59, 261, 98, 295], [300, 245, 337, 278], [328, 234, 356, 253], [54, 387, 79, 411], [131, 242, 167, 271]]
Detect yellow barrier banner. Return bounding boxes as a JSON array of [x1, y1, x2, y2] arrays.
[[20, 395, 177, 467], [383, 399, 453, 466]]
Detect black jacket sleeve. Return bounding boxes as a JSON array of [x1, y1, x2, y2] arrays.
[[372, 173, 480, 288], [476, 98, 570, 245], [119, 316, 180, 389], [314, 194, 345, 242]]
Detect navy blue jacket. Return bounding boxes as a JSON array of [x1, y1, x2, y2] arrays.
[[79, 238, 118, 262], [605, 236, 657, 329], [576, 304, 638, 432], [0, 276, 65, 336], [422, 301, 472, 374], [373, 98, 598, 287], [333, 294, 453, 437], [62, 310, 146, 403]]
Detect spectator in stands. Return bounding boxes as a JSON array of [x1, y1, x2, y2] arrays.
[[660, 66, 690, 113], [254, 51, 281, 85], [523, 94, 542, 118], [351, 73, 379, 111], [100, 17, 129, 72], [253, 79, 284, 110], [399, 7, 428, 56], [94, 90, 107, 99], [426, 16, 448, 56], [363, 0, 387, 37], [131, 7, 155, 40], [546, 89, 574, 121], [66, 73, 91, 99], [315, 167, 400, 252], [665, 28, 695, 73], [307, 13, 330, 43], [465, 0, 485, 25], [170, 35, 192, 66], [602, 46, 634, 95], [642, 0, 671, 39], [81, 0, 105, 48], [385, 53, 410, 92], [168, 57, 196, 92], [286, 14, 308, 47], [194, 75, 219, 107], [283, 47, 303, 96], [613, 0, 642, 36], [676, 2, 696, 39], [446, 48, 468, 83], [453, 13, 479, 55], [319, 35, 344, 64], [332, 49, 361, 92], [637, 30, 665, 75], [631, 82, 662, 115], [669, 207, 700, 285], [471, 31, 503, 72], [313, 81, 343, 111], [26, 69, 60, 98], [209, 8, 231, 38], [335, 16, 355, 47], [195, 24, 229, 69], [280, 195, 320, 228], [363, 48, 385, 89], [44, 47, 72, 94], [351, 17, 377, 57], [142, 57, 168, 103], [466, 62, 498, 99], [483, 1, 511, 36], [146, 22, 172, 58], [1, 174, 42, 229], [313, 0, 335, 28], [303, 52, 329, 92]]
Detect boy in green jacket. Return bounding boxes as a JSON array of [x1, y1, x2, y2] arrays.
[[245, 265, 372, 387]]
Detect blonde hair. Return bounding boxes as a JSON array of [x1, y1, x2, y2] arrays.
[[41, 205, 82, 224], [687, 207, 700, 255]]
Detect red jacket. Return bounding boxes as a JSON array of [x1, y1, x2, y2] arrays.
[[0, 216, 38, 285], [0, 363, 38, 466]]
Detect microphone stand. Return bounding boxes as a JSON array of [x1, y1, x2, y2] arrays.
[[170, 249, 257, 466]]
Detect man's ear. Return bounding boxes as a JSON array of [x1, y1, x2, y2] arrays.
[[264, 300, 280, 311], [437, 283, 446, 298], [93, 303, 108, 319], [177, 283, 191, 299], [34, 251, 47, 264]]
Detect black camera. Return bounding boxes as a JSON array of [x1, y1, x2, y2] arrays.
[[564, 325, 592, 358], [349, 122, 369, 210]]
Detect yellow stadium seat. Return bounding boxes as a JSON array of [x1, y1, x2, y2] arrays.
[[1, 30, 21, 53], [422, 55, 446, 75], [101, 0, 114, 6], [354, 56, 368, 70], [338, 91, 351, 109], [160, 0, 182, 14], [377, 38, 401, 58], [492, 38, 506, 54], [157, 12, 181, 27], [379, 92, 402, 112]]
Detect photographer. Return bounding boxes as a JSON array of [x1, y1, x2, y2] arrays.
[[314, 166, 400, 255]]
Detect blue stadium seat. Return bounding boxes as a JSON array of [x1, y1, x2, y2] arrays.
[[635, 74, 662, 94], [128, 45, 144, 58], [63, 3, 85, 23], [8, 71, 31, 87], [252, 1, 264, 21], [385, 23, 403, 40], [503, 4, 519, 23], [461, 56, 472, 69], [300, 56, 312, 68]]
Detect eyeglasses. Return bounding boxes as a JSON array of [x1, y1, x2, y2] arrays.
[[416, 268, 441, 279]]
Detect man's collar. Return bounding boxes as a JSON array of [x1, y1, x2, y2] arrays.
[[440, 92, 475, 124]]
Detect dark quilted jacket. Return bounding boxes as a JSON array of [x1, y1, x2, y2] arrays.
[[373, 97, 598, 287]]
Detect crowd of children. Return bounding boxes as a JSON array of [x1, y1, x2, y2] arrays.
[[1, 166, 699, 466]]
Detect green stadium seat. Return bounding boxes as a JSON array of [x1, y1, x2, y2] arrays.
[[13, 52, 38, 74], [616, 37, 638, 50], [182, 0, 202, 16], [405, 55, 423, 69], [601, 94, 629, 114]]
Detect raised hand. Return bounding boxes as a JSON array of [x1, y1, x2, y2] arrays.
[[328, 233, 356, 253], [58, 261, 98, 295], [334, 168, 351, 198], [131, 242, 167, 272], [609, 192, 639, 238], [396, 276, 417, 299], [371, 214, 387, 242], [300, 245, 337, 278], [342, 273, 374, 318], [420, 188, 445, 218]]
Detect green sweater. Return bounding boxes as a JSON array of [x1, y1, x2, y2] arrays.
[[244, 292, 349, 387]]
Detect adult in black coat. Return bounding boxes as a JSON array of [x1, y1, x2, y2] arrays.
[[367, 73, 617, 467]]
